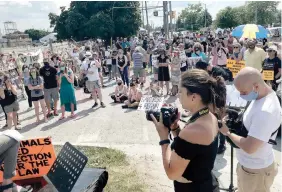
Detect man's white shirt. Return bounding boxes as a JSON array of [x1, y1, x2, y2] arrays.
[[81, 60, 99, 81], [236, 91, 281, 169]]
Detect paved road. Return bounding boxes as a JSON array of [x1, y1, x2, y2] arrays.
[[1, 75, 281, 191]]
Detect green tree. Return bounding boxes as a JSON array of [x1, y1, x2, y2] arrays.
[[178, 3, 213, 31], [215, 6, 240, 28], [24, 29, 50, 40], [49, 1, 141, 41], [245, 1, 280, 25]]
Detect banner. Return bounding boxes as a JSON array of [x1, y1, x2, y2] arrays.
[[20, 49, 44, 66], [138, 96, 164, 111], [226, 59, 245, 77], [0, 137, 56, 182]]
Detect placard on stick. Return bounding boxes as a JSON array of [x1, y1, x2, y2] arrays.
[[0, 137, 56, 182], [138, 96, 164, 111], [226, 59, 245, 77], [262, 70, 274, 80]]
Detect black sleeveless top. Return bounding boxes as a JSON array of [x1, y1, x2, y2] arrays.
[[171, 135, 219, 191], [118, 55, 126, 67]]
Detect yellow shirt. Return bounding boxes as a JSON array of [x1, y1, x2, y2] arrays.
[[244, 47, 267, 71]]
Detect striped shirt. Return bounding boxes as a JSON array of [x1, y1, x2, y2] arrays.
[[132, 52, 144, 68]]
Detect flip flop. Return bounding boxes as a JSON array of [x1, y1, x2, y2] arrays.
[[69, 114, 76, 118]]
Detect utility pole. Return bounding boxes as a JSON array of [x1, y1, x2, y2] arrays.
[[169, 1, 173, 38], [163, 1, 168, 39], [142, 1, 145, 28], [145, 1, 149, 34], [255, 3, 258, 24], [204, 4, 207, 28]]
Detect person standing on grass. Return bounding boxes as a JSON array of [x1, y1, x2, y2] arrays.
[[58, 62, 77, 119], [39, 60, 59, 118], [28, 67, 47, 124]]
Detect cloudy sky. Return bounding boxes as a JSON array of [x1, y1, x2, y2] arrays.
[[0, 1, 280, 34]]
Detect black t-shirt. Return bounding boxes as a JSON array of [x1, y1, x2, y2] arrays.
[[39, 66, 58, 89], [0, 89, 17, 107], [263, 57, 281, 80]]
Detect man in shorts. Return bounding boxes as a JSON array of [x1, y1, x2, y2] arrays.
[[39, 59, 59, 117], [132, 47, 145, 87], [81, 53, 106, 108]]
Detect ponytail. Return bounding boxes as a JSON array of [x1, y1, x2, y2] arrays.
[[209, 76, 226, 119]]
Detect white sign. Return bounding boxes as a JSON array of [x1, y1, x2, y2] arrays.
[[187, 57, 202, 69], [138, 96, 164, 111], [226, 84, 247, 108]]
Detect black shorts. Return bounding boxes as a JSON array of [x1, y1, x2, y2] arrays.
[[31, 95, 44, 101]]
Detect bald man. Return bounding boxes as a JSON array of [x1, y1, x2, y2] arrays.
[[220, 67, 281, 192]]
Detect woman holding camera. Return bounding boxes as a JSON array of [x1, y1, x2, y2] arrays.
[[28, 67, 47, 123], [151, 69, 226, 191], [58, 62, 77, 119]]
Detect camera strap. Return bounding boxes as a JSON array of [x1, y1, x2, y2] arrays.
[[188, 107, 209, 124]]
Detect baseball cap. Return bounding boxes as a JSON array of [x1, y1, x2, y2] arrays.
[[267, 45, 278, 52], [85, 51, 92, 57]]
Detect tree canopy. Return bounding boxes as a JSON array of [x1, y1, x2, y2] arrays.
[[48, 1, 141, 41], [24, 29, 50, 41], [215, 1, 281, 28], [176, 3, 213, 31]]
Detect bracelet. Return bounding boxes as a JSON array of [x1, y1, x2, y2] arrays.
[[159, 139, 170, 146]]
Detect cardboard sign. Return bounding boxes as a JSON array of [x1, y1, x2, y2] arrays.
[[138, 96, 164, 111], [187, 57, 201, 69], [262, 70, 274, 80], [0, 137, 56, 182], [226, 59, 245, 77]]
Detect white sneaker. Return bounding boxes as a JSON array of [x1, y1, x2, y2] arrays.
[[27, 107, 33, 111]]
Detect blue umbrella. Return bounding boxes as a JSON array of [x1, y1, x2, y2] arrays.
[[231, 24, 270, 39]]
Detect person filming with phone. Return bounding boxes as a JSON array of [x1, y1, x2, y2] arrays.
[[150, 69, 226, 191], [219, 67, 281, 192]]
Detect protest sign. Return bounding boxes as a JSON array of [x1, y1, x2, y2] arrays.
[[226, 59, 245, 77], [138, 96, 164, 111], [262, 70, 274, 80], [187, 57, 201, 69], [0, 137, 56, 182]]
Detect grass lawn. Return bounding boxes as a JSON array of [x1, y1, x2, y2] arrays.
[[54, 145, 146, 192]]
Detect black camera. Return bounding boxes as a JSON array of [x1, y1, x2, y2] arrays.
[[146, 105, 178, 130], [225, 108, 247, 148]]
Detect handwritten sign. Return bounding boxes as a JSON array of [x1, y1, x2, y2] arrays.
[[138, 96, 164, 111], [0, 137, 56, 182], [262, 70, 274, 80], [226, 59, 245, 77], [187, 57, 202, 69]]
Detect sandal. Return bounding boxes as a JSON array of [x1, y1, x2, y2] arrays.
[[69, 114, 76, 118], [59, 116, 65, 120]]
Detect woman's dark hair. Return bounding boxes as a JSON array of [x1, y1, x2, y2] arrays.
[[211, 66, 229, 81], [29, 67, 40, 78], [181, 69, 226, 118], [195, 61, 208, 71]]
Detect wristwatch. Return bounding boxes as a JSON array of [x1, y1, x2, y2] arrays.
[[159, 139, 170, 146]]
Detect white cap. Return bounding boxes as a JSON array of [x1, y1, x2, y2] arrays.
[[85, 51, 92, 57], [267, 45, 278, 52]]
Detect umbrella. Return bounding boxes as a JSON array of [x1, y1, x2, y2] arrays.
[[231, 24, 270, 39]]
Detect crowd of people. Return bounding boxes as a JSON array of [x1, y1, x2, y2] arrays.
[[0, 27, 281, 192]]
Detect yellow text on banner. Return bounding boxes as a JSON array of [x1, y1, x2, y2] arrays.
[[226, 59, 245, 78]]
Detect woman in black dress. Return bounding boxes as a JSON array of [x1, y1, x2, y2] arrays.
[[157, 49, 170, 95], [150, 69, 226, 192]]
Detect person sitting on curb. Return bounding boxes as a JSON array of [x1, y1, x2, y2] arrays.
[[111, 79, 128, 103], [122, 82, 142, 109]]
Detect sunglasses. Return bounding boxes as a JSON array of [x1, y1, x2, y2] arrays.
[[267, 50, 275, 52], [234, 47, 239, 48]]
